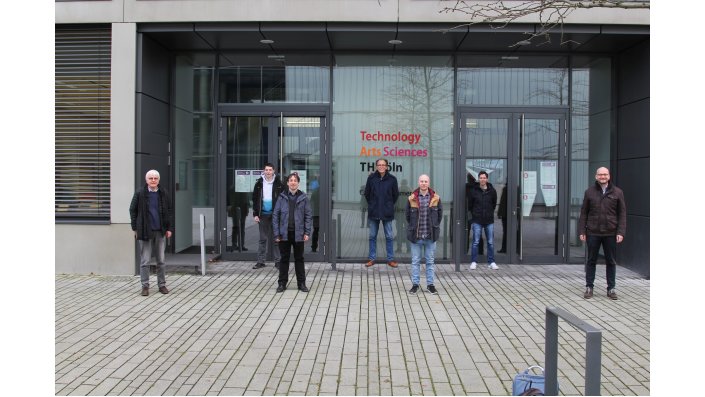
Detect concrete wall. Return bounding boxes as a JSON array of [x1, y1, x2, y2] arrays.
[[615, 38, 650, 278], [56, 224, 135, 275], [56, 0, 650, 24]]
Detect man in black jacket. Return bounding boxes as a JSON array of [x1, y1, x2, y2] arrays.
[[129, 170, 173, 296], [467, 171, 498, 270], [578, 167, 626, 300], [364, 158, 400, 268]]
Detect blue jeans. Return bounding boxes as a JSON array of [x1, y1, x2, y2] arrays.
[[369, 219, 395, 261], [410, 239, 436, 286], [585, 235, 617, 290], [470, 223, 494, 263]]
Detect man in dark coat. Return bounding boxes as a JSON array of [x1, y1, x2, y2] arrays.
[[129, 170, 173, 296], [364, 158, 400, 268], [578, 167, 627, 300], [467, 171, 498, 270]]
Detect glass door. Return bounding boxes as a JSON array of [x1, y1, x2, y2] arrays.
[[460, 109, 567, 264], [218, 113, 326, 262]]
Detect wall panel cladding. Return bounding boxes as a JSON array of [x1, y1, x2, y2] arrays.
[[138, 34, 170, 102], [618, 39, 650, 106], [619, 215, 649, 279], [617, 98, 649, 160]]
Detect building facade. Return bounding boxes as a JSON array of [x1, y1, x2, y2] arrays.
[[55, 0, 650, 277]]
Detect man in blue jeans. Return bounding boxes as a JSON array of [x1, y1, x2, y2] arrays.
[[405, 174, 443, 295], [467, 171, 498, 270], [578, 167, 626, 300], [364, 158, 400, 268]]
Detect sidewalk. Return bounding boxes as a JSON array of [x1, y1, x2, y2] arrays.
[[55, 263, 650, 395]]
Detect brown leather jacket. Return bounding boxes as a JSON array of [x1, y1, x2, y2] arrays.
[[577, 181, 626, 237]]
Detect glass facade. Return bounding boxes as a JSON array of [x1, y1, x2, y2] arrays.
[[165, 52, 611, 262], [331, 56, 454, 260]]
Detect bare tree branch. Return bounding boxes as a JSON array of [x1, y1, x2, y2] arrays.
[[439, 0, 650, 47]]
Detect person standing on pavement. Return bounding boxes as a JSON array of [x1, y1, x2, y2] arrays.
[[578, 167, 626, 300], [406, 174, 443, 295], [252, 162, 286, 270], [364, 158, 400, 268], [273, 172, 312, 293], [129, 169, 173, 296], [467, 171, 498, 270]]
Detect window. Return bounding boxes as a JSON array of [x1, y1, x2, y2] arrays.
[[55, 25, 111, 222]]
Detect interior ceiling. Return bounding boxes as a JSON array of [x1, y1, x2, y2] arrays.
[[140, 22, 649, 65]]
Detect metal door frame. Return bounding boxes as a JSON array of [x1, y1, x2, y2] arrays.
[[455, 106, 569, 267], [215, 104, 330, 262]]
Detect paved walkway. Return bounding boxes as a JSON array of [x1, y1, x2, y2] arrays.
[[55, 263, 650, 395]]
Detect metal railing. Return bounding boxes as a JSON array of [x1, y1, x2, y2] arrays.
[[545, 306, 602, 395]]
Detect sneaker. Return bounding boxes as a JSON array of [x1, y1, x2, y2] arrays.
[[583, 287, 593, 299], [607, 289, 618, 300], [252, 263, 266, 269], [427, 285, 438, 295], [408, 284, 419, 295], [159, 286, 169, 294], [489, 262, 499, 270], [469, 262, 477, 270], [387, 261, 398, 268], [141, 287, 149, 296], [365, 260, 375, 267]]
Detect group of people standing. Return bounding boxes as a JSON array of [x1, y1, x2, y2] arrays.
[[130, 162, 626, 301]]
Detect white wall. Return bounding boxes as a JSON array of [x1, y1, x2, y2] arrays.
[[56, 224, 135, 275], [56, 0, 649, 25]]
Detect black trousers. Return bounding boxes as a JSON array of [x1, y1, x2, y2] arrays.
[[585, 235, 617, 290], [278, 230, 306, 286]]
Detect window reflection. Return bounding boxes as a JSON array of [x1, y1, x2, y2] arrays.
[[332, 56, 454, 260]]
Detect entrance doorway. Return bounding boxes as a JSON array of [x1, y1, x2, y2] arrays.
[[216, 107, 328, 262], [459, 108, 569, 264]]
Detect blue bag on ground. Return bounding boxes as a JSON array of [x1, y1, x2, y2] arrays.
[[512, 365, 546, 395]]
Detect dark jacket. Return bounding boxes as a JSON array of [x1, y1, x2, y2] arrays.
[[467, 182, 497, 225], [406, 188, 443, 242], [252, 175, 285, 217], [129, 184, 173, 241], [272, 190, 313, 242], [578, 181, 627, 237], [364, 171, 399, 221]]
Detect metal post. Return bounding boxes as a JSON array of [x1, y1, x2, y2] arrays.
[[545, 306, 602, 396], [330, 218, 337, 270], [199, 214, 206, 276]]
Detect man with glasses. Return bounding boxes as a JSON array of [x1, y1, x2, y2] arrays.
[[578, 167, 626, 300], [364, 158, 400, 268]]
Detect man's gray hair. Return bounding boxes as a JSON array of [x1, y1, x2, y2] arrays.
[[145, 169, 160, 181]]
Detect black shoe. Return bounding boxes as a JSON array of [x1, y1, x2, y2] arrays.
[[427, 285, 438, 295], [298, 284, 309, 292], [408, 284, 419, 295], [276, 284, 285, 293], [498, 249, 507, 253], [242, 247, 248, 251], [275, 262, 281, 269], [253, 263, 265, 269], [311, 248, 317, 252]]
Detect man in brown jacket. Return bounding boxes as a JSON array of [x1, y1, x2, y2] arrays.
[[578, 167, 626, 300]]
